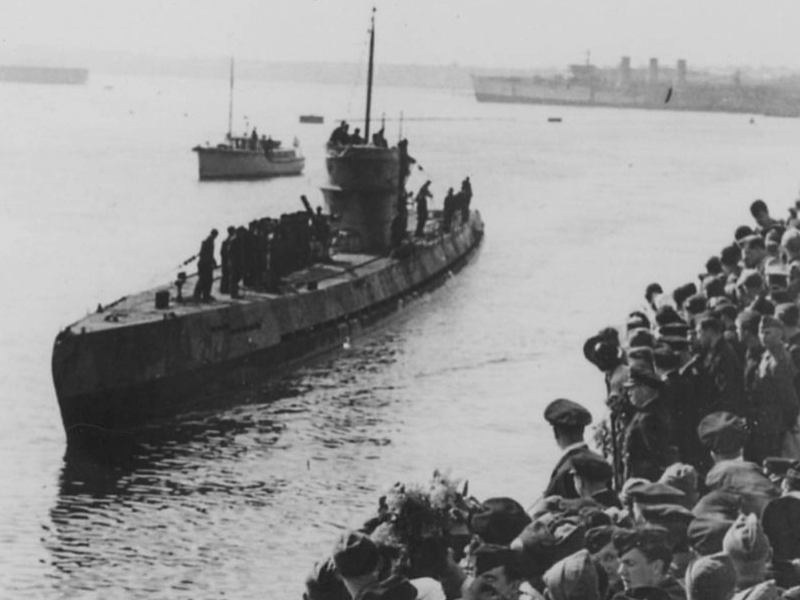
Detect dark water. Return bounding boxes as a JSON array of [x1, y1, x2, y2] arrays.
[[3, 73, 800, 598]]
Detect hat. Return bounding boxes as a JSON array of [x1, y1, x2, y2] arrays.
[[697, 412, 749, 454], [720, 244, 741, 267], [687, 516, 734, 556], [583, 335, 622, 371], [637, 504, 694, 550], [585, 525, 621, 554], [655, 305, 684, 326], [673, 283, 698, 309], [612, 525, 671, 556], [684, 552, 737, 600], [735, 225, 755, 241], [762, 495, 800, 561], [783, 228, 800, 254], [332, 531, 380, 578], [628, 328, 655, 348], [619, 478, 650, 506], [627, 312, 651, 331], [626, 346, 655, 369], [749, 296, 775, 316], [627, 482, 686, 506], [659, 463, 699, 509], [722, 513, 771, 563], [775, 303, 800, 327], [684, 293, 708, 316], [542, 549, 600, 600], [645, 283, 664, 303], [544, 399, 592, 428], [470, 497, 531, 546], [702, 274, 727, 299], [738, 269, 764, 289], [693, 489, 762, 521], [625, 365, 664, 390], [571, 453, 613, 483]]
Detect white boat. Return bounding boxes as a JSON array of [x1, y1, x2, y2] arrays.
[[192, 58, 305, 180], [193, 135, 305, 180]]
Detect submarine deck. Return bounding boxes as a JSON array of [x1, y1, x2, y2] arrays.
[[66, 249, 417, 335]]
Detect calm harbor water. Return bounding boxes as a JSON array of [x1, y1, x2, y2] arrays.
[[2, 72, 800, 598]]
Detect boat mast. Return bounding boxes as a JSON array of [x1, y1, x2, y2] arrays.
[[364, 8, 375, 143], [227, 57, 234, 140]]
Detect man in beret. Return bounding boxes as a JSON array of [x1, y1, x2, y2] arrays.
[[613, 526, 685, 600], [621, 366, 679, 482], [698, 412, 779, 516], [744, 315, 800, 464], [750, 199, 784, 236], [570, 453, 621, 509], [736, 270, 765, 310], [689, 314, 746, 418], [543, 399, 606, 499], [742, 234, 769, 274]]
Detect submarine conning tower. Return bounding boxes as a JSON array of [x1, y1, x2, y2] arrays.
[[322, 144, 403, 255]]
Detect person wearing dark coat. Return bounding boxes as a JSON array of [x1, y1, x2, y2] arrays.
[[746, 315, 800, 463], [570, 453, 622, 509], [543, 398, 604, 500], [621, 367, 679, 482], [192, 228, 218, 302], [219, 226, 235, 294], [414, 181, 432, 237], [690, 314, 746, 418]]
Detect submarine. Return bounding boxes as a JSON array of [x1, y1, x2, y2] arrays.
[[50, 12, 484, 441]]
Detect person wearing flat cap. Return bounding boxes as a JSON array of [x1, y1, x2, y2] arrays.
[[543, 398, 605, 500], [570, 453, 622, 509], [690, 313, 746, 418], [613, 526, 684, 600], [744, 314, 800, 464], [722, 513, 775, 594], [684, 552, 737, 600], [621, 366, 679, 482], [698, 412, 779, 516], [331, 531, 446, 600]]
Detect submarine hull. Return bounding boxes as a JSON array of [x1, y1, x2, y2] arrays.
[[52, 215, 484, 440]]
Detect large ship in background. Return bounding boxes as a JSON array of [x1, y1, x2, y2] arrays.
[[472, 56, 800, 117], [0, 65, 88, 85]]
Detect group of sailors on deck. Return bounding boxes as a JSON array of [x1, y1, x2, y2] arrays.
[[192, 203, 331, 301], [329, 120, 388, 148], [304, 195, 800, 600]]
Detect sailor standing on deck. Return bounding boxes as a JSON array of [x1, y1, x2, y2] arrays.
[[414, 181, 432, 237], [542, 398, 605, 499], [193, 229, 218, 302]]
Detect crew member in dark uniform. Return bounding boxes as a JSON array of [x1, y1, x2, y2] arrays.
[[219, 226, 235, 294], [193, 228, 218, 302], [542, 398, 603, 499], [570, 452, 622, 509], [690, 313, 746, 417], [414, 181, 432, 237]]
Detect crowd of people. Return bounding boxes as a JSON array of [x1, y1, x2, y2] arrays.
[[329, 120, 388, 148], [302, 196, 800, 600], [192, 200, 331, 301]]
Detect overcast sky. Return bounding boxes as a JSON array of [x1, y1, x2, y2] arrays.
[[4, 0, 800, 70]]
